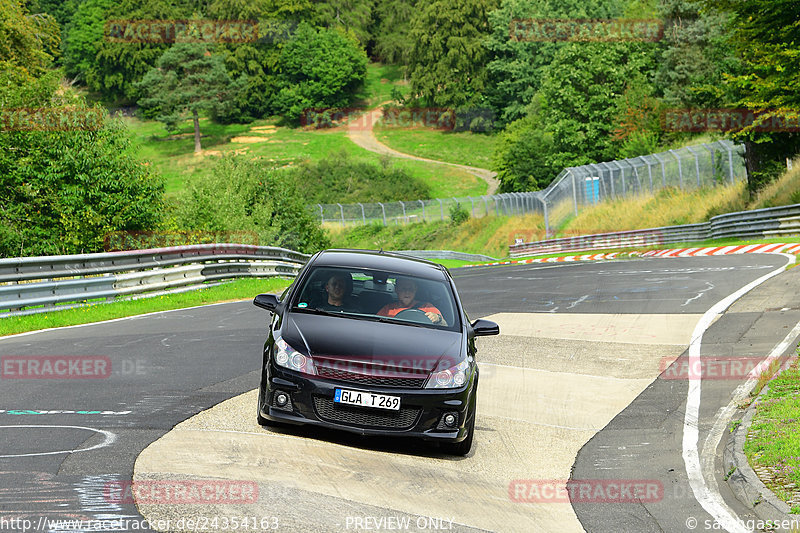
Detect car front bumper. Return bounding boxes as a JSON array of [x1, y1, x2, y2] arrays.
[[259, 366, 477, 442]]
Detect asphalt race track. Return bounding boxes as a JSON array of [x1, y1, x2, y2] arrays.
[[1, 254, 799, 532]]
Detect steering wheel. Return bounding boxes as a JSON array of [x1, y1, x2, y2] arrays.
[[394, 308, 433, 324]]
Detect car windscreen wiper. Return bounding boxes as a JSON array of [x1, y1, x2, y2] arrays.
[[370, 315, 431, 328], [293, 308, 382, 322], [293, 307, 349, 318]]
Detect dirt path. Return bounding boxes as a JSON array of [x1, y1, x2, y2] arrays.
[[347, 107, 500, 196]]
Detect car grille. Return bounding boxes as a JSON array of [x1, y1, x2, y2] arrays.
[[316, 366, 426, 389], [313, 396, 420, 430]]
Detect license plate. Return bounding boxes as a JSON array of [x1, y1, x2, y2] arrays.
[[334, 389, 401, 411]]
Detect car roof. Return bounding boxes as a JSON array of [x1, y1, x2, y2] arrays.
[[310, 249, 447, 280]]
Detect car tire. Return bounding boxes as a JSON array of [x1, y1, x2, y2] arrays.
[[445, 407, 475, 456]]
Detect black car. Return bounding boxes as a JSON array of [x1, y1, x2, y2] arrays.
[[253, 249, 499, 455]]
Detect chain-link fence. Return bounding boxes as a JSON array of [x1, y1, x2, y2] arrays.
[[311, 140, 746, 234], [539, 140, 745, 235], [312, 194, 540, 227]]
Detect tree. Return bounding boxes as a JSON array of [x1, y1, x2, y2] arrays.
[[271, 22, 367, 123], [89, 0, 197, 102], [406, 0, 498, 108], [137, 42, 245, 153], [311, 0, 374, 48], [538, 41, 658, 164], [1, 0, 60, 78], [655, 0, 739, 109], [287, 150, 430, 203], [699, 0, 800, 192], [24, 0, 81, 28], [484, 0, 623, 125], [372, 0, 416, 64], [62, 0, 115, 86], [0, 0, 163, 257], [206, 0, 313, 122]]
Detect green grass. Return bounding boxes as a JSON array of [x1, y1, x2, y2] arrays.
[[0, 277, 290, 337], [327, 214, 546, 259], [124, 115, 484, 199], [744, 357, 800, 510], [125, 117, 254, 195], [357, 62, 408, 107], [120, 62, 494, 199], [374, 125, 497, 170]]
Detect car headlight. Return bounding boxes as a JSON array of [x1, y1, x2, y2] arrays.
[[426, 357, 472, 389], [274, 337, 316, 375]]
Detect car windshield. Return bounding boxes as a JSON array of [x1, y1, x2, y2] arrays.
[[291, 266, 459, 330]]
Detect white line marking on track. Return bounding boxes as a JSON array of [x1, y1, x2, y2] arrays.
[[682, 253, 795, 533], [0, 425, 116, 458], [567, 295, 589, 309], [682, 281, 715, 307], [699, 319, 800, 533]]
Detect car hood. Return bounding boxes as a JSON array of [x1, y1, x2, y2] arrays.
[[283, 312, 463, 374]]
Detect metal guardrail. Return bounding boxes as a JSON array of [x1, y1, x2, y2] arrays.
[[0, 244, 309, 317], [394, 250, 499, 262], [509, 204, 800, 257]]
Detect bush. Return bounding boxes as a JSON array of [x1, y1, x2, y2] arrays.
[[0, 74, 164, 257], [493, 111, 564, 192], [449, 203, 469, 225], [271, 23, 367, 123], [288, 150, 431, 204], [174, 156, 329, 254]]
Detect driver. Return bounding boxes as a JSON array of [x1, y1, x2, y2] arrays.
[[377, 277, 446, 325]]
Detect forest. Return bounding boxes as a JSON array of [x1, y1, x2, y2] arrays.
[[1, 0, 798, 256]]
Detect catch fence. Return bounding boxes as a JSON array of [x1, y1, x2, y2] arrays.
[[312, 140, 745, 236]]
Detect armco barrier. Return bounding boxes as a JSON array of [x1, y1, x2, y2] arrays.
[[510, 204, 800, 257], [509, 223, 710, 257], [395, 250, 499, 262], [0, 243, 308, 283], [0, 244, 309, 317]]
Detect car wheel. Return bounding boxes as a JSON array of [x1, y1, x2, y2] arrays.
[[445, 407, 475, 456]]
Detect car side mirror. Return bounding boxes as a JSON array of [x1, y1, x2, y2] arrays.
[[253, 294, 279, 312], [471, 319, 499, 336]]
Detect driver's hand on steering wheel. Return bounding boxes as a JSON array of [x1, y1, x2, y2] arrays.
[[425, 311, 445, 325]]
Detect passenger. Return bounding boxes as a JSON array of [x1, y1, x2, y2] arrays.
[[377, 277, 446, 325], [318, 272, 358, 312]]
